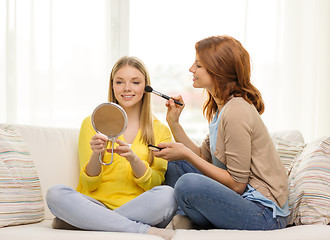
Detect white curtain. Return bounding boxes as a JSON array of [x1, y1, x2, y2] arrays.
[[1, 0, 329, 142], [245, 0, 330, 142], [1, 0, 129, 128], [129, 0, 330, 142]]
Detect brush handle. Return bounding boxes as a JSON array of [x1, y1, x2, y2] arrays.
[[168, 97, 183, 106], [151, 89, 183, 106], [157, 92, 183, 106]]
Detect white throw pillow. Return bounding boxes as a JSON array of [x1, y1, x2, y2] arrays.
[[0, 125, 44, 227]]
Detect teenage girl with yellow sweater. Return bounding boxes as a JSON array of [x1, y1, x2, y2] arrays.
[[46, 57, 176, 240]]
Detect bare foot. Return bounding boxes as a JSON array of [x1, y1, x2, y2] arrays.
[[147, 226, 175, 240], [172, 214, 193, 230], [165, 219, 173, 229]]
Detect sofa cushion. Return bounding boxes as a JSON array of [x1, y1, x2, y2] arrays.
[[0, 220, 162, 240], [0, 125, 44, 227], [173, 225, 330, 240], [288, 136, 330, 225]]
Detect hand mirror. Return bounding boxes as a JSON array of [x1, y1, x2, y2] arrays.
[[91, 102, 128, 165]]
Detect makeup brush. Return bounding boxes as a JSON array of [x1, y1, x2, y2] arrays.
[[144, 86, 183, 106]]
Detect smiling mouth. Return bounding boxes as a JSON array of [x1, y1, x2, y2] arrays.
[[121, 95, 135, 99]]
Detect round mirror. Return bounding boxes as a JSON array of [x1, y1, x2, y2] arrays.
[[92, 102, 127, 140], [91, 102, 128, 165]]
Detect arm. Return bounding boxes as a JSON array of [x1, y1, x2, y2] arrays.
[[78, 117, 95, 170], [165, 97, 201, 156], [185, 147, 246, 194], [155, 142, 246, 194], [156, 100, 255, 194], [85, 134, 107, 176], [78, 117, 105, 191], [133, 122, 173, 190]]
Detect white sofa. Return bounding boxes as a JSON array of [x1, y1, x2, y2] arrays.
[[0, 123, 329, 240]]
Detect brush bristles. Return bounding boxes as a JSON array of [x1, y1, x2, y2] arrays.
[[144, 85, 153, 93]]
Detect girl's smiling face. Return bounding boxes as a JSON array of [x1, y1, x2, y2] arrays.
[[112, 65, 146, 110], [189, 54, 214, 93]]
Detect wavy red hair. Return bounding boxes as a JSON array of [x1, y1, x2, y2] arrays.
[[195, 35, 264, 122]]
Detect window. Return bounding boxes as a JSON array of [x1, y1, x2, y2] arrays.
[[1, 0, 128, 128], [129, 0, 247, 140], [2, 0, 329, 141]]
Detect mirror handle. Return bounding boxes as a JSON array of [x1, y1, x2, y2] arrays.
[[99, 139, 115, 165]]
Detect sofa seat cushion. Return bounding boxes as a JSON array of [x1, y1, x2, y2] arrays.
[[0, 220, 162, 240], [173, 225, 330, 240], [1, 220, 329, 240]]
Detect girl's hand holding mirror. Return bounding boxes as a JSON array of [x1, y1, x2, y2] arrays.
[[110, 139, 147, 179], [90, 133, 108, 154], [109, 139, 139, 163]]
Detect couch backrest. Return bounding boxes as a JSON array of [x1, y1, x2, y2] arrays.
[[0, 124, 80, 220], [270, 130, 305, 144]]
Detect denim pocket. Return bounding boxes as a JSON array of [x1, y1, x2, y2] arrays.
[[268, 216, 287, 230], [254, 202, 267, 214], [269, 219, 281, 230], [254, 202, 285, 230]]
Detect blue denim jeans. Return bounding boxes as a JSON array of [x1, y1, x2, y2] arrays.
[[166, 161, 288, 230], [165, 160, 202, 187], [46, 184, 177, 233]]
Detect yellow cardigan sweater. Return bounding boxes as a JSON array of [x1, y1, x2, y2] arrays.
[[76, 116, 172, 210]]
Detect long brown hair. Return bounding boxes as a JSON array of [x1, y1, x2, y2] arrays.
[[195, 36, 264, 122], [108, 56, 155, 163]]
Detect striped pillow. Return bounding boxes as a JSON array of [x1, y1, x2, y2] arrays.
[[273, 137, 305, 175], [0, 125, 44, 227], [288, 137, 330, 225]]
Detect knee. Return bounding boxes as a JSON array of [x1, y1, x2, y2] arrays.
[[46, 184, 70, 208], [153, 186, 177, 211], [174, 173, 203, 200], [175, 173, 199, 189], [153, 185, 175, 200]]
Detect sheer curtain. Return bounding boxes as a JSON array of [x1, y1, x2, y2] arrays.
[[245, 0, 330, 142], [129, 0, 330, 142], [1, 0, 129, 128], [1, 0, 329, 142]]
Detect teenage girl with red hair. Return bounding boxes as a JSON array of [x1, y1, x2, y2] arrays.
[[154, 35, 289, 230]]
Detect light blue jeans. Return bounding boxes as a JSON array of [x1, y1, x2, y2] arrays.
[[46, 184, 177, 233], [165, 161, 288, 230]]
